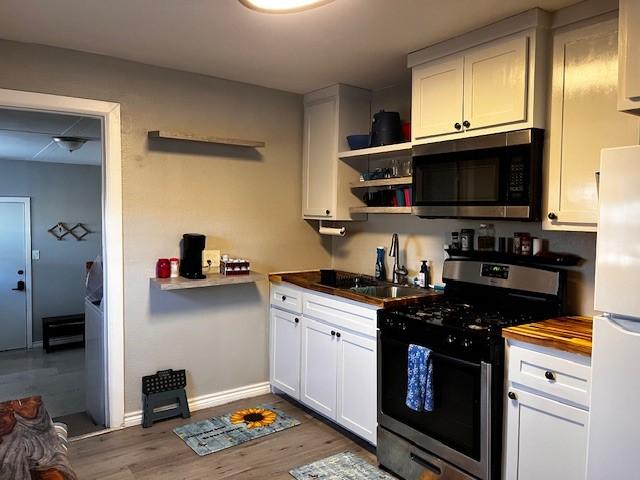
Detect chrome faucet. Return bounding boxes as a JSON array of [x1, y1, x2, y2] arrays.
[[389, 233, 408, 285]]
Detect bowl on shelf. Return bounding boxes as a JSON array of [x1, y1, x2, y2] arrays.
[[346, 134, 370, 150]]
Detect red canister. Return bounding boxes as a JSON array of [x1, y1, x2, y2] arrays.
[[156, 258, 171, 278]]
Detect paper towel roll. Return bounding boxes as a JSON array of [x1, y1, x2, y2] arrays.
[[319, 225, 346, 237]]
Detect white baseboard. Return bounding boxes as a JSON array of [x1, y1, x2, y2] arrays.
[[123, 381, 271, 428]]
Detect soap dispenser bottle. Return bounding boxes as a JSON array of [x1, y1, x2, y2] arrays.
[[375, 247, 386, 281], [418, 260, 430, 288]]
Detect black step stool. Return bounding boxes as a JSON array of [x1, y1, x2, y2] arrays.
[[142, 369, 190, 428]]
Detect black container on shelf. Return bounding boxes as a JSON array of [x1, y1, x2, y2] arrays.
[[370, 110, 403, 147]]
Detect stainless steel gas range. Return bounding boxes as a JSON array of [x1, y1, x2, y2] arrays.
[[377, 259, 565, 479]]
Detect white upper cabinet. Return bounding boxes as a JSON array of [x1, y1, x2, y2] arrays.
[[618, 0, 640, 113], [302, 96, 337, 218], [412, 57, 464, 138], [408, 9, 549, 144], [544, 15, 640, 231], [302, 84, 371, 220], [463, 35, 529, 130]]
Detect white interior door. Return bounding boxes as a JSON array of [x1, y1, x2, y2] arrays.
[[0, 199, 29, 351]]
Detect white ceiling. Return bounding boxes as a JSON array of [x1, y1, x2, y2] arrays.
[[0, 109, 102, 166], [0, 0, 580, 94]]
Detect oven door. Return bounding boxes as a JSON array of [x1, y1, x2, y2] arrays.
[[378, 332, 492, 479]]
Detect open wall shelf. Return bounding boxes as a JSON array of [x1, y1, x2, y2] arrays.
[[148, 130, 265, 148], [350, 176, 412, 188], [338, 142, 412, 159], [151, 272, 266, 291]]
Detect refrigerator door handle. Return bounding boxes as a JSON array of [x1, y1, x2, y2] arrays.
[[595, 171, 600, 199]]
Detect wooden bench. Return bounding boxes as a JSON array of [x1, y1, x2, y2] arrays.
[[42, 314, 85, 353]]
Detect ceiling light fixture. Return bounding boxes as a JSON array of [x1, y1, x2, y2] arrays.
[[52, 136, 87, 152], [239, 0, 334, 13]]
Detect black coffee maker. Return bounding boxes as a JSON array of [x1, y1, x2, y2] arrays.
[[180, 233, 206, 279]]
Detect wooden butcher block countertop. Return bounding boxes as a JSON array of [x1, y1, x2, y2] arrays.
[[502, 316, 593, 356], [269, 270, 441, 308]]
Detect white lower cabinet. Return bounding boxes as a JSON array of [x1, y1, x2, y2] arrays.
[[269, 308, 301, 399], [504, 342, 591, 480], [336, 330, 377, 444], [300, 315, 338, 419], [269, 282, 378, 445], [504, 387, 589, 480]]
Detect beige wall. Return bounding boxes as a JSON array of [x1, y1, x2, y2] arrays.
[[333, 83, 598, 317], [0, 39, 332, 413]]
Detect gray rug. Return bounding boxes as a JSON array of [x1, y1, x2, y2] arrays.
[[173, 404, 300, 456], [290, 452, 396, 479]]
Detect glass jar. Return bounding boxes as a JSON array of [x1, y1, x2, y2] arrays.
[[477, 224, 495, 252], [460, 229, 475, 251], [156, 258, 171, 278], [521, 233, 532, 256]]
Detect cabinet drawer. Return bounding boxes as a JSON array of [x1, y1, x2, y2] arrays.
[[270, 283, 302, 314], [509, 344, 590, 408], [303, 291, 378, 337]]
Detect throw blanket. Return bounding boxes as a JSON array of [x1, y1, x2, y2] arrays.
[[0, 396, 76, 480], [406, 344, 434, 412]]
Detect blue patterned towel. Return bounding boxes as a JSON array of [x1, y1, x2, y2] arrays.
[[406, 344, 434, 412]]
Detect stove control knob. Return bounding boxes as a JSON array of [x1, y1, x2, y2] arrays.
[[462, 338, 473, 349], [446, 334, 457, 345], [401, 322, 407, 331]]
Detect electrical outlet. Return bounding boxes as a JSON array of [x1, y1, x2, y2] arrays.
[[202, 249, 220, 270]]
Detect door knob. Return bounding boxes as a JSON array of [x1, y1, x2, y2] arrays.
[[12, 280, 25, 291], [463, 120, 471, 128]]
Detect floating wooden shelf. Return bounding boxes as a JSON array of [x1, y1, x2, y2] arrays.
[[148, 130, 265, 148], [350, 206, 412, 214], [338, 142, 412, 159], [151, 272, 266, 291], [350, 176, 412, 188]]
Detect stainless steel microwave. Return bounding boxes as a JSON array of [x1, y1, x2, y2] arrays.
[[412, 129, 543, 221]]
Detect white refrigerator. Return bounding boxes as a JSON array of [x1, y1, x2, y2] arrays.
[[586, 145, 640, 479]]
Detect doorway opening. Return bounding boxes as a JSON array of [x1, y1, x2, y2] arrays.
[[0, 89, 124, 438]]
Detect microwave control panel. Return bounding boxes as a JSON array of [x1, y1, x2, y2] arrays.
[[508, 157, 527, 200]]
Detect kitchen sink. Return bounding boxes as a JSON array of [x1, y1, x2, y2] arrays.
[[350, 285, 423, 299]]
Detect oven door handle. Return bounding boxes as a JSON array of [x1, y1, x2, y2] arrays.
[[430, 351, 481, 369]]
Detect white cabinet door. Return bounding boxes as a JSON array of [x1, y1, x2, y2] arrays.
[[302, 95, 336, 218], [412, 56, 464, 139], [463, 35, 529, 131], [618, 0, 640, 112], [545, 18, 639, 231], [336, 330, 376, 444], [504, 387, 589, 480], [269, 308, 301, 399], [301, 316, 338, 419]]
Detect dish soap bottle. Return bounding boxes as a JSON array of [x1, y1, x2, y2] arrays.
[[418, 260, 429, 288], [375, 247, 386, 281]]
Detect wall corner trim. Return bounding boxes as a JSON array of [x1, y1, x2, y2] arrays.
[[122, 381, 271, 428]]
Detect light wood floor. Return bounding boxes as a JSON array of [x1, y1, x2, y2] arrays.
[[69, 393, 378, 479]]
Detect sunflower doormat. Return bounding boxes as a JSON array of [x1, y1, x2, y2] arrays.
[[173, 404, 300, 456], [289, 452, 395, 479]]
